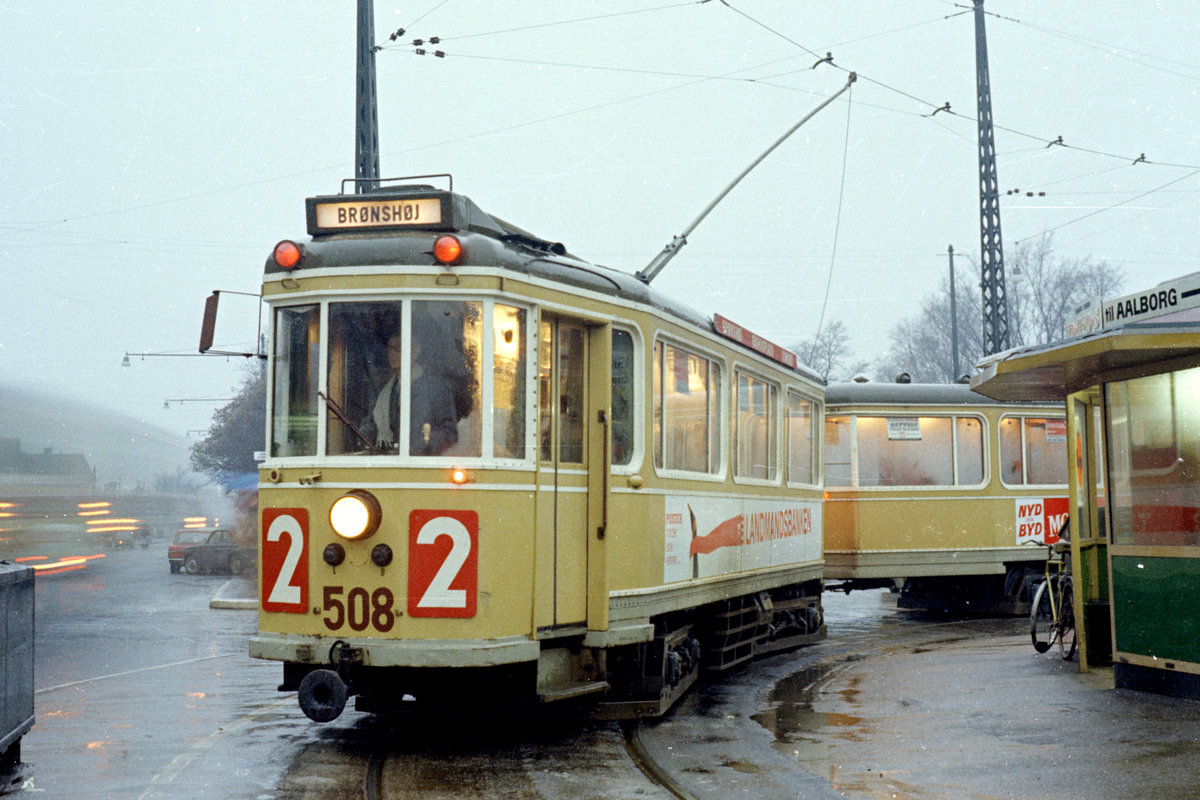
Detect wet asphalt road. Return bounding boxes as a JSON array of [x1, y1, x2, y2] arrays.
[[13, 543, 297, 798], [10, 543, 1200, 799]]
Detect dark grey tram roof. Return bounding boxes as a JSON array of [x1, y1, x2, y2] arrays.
[[268, 183, 822, 384], [825, 381, 1060, 408]]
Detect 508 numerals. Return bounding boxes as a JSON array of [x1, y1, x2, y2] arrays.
[[322, 586, 396, 632]]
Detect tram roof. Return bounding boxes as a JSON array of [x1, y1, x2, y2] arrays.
[[277, 184, 822, 384], [971, 321, 1200, 402], [825, 381, 1053, 408]]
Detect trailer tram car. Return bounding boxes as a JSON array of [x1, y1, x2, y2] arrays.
[[823, 381, 1068, 613], [240, 178, 826, 722]]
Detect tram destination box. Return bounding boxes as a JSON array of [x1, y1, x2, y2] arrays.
[[305, 190, 456, 236]]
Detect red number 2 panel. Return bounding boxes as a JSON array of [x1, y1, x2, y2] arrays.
[[262, 508, 308, 613], [408, 510, 478, 618]]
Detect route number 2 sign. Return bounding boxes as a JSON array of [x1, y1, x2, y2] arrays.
[[262, 508, 309, 613], [408, 510, 478, 618]]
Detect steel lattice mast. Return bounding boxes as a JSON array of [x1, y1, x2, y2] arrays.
[[974, 0, 1010, 354], [355, 0, 380, 194]]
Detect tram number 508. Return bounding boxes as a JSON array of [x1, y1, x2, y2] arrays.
[[409, 509, 478, 618]]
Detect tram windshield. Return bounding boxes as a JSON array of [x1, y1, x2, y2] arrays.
[[270, 299, 528, 460]]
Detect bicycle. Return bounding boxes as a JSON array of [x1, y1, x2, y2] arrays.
[[1029, 523, 1075, 660]]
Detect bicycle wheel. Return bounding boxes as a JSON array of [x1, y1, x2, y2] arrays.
[[1030, 580, 1054, 653], [1058, 580, 1077, 660]]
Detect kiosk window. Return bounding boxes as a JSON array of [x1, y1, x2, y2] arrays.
[[1107, 367, 1200, 547]]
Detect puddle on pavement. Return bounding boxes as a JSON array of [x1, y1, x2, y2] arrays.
[[751, 660, 884, 791], [751, 663, 867, 745]]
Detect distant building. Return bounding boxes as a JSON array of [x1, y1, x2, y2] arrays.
[[0, 438, 96, 494]]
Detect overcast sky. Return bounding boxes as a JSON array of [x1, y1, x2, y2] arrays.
[[3, 1, 1198, 451]]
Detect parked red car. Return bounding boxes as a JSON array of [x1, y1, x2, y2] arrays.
[[167, 528, 254, 575]]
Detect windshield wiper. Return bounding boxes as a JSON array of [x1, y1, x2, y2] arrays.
[[318, 391, 384, 453]]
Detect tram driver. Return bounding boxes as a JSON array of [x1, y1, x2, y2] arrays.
[[362, 326, 459, 456]]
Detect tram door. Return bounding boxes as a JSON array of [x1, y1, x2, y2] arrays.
[[536, 316, 604, 630]]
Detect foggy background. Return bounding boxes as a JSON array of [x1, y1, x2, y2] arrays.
[[3, 1, 1197, 476]]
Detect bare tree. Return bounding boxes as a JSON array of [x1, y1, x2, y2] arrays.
[[794, 319, 853, 382], [878, 236, 1122, 382], [1009, 234, 1122, 345], [876, 269, 984, 383]]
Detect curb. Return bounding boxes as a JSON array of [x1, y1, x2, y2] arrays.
[[211, 579, 258, 610]]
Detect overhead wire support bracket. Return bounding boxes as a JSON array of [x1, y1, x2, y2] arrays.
[[636, 71, 856, 285]]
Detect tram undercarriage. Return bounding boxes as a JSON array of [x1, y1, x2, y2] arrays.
[[281, 581, 825, 722]]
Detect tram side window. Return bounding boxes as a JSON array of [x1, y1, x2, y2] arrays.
[[787, 392, 817, 485], [955, 417, 985, 485], [824, 416, 852, 487], [653, 341, 721, 474], [999, 416, 1067, 486], [326, 301, 402, 456], [611, 329, 635, 466], [1106, 367, 1200, 547], [856, 416, 953, 487], [271, 305, 319, 458], [493, 304, 526, 460], [735, 372, 777, 480]]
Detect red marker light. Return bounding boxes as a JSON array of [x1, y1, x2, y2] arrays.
[[273, 240, 302, 269], [433, 235, 463, 265]]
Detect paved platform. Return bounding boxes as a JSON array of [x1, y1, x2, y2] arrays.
[[757, 596, 1200, 800]]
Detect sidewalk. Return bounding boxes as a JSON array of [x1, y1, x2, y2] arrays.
[[765, 624, 1200, 799], [210, 576, 257, 610]]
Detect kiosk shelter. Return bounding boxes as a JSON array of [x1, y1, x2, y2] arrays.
[[971, 273, 1200, 697]]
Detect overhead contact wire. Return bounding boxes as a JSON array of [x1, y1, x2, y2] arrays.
[[810, 81, 854, 364]]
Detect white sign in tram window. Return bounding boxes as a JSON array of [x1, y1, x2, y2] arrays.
[[886, 417, 922, 441]]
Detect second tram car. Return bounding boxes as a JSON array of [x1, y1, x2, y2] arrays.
[[822, 381, 1068, 612], [235, 179, 826, 721]]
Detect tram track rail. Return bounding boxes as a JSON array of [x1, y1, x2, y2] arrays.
[[364, 747, 386, 800], [620, 719, 700, 800]]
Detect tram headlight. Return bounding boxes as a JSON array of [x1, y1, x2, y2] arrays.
[[433, 235, 463, 265], [329, 490, 382, 541], [273, 240, 303, 269]]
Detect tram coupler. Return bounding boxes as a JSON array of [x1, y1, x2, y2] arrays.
[[290, 641, 364, 723]]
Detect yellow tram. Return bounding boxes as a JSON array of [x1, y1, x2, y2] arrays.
[[237, 179, 826, 721], [823, 381, 1067, 612]]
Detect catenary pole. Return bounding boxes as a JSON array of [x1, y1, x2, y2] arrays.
[[974, 0, 1010, 354], [355, 0, 380, 193]]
